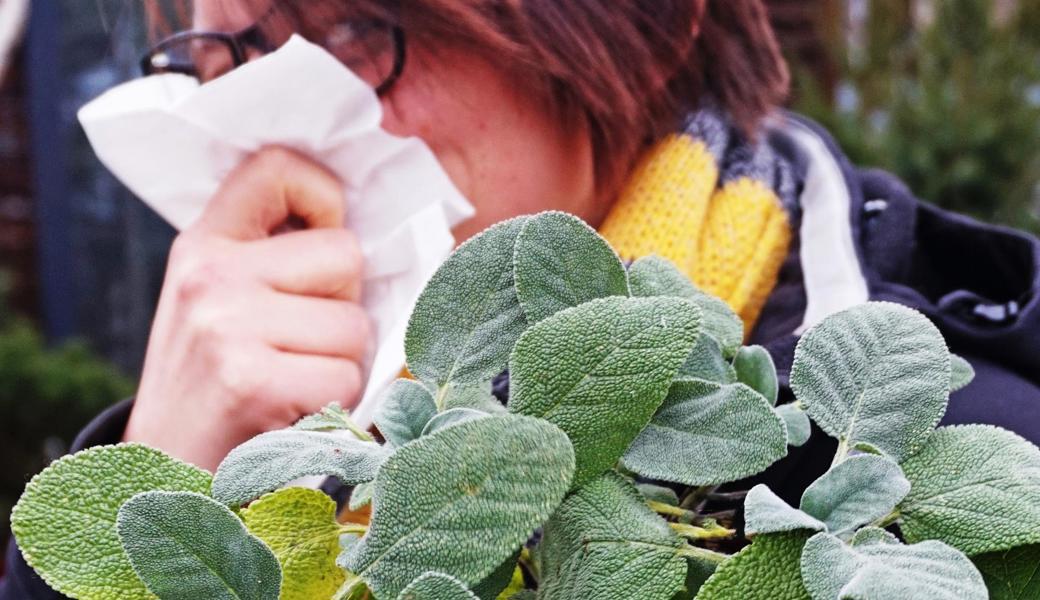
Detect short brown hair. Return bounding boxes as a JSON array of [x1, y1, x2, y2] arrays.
[[150, 1, 789, 184]]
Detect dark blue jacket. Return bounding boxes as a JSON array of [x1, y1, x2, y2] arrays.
[[3, 115, 1039, 598]]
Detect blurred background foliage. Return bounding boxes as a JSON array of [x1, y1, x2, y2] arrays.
[[789, 0, 1040, 232]]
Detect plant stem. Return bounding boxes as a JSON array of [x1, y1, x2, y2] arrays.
[[831, 439, 849, 468], [870, 510, 901, 529], [706, 491, 748, 503], [677, 544, 730, 565], [648, 500, 698, 522], [680, 485, 716, 511], [340, 523, 368, 535], [435, 385, 449, 412], [670, 522, 736, 541]]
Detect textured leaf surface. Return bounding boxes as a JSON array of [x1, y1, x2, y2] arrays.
[[950, 354, 975, 392], [341, 415, 574, 599], [898, 425, 1040, 555], [672, 557, 718, 600], [212, 430, 391, 506], [470, 552, 519, 600], [799, 455, 910, 536], [292, 403, 356, 432], [513, 211, 629, 323], [744, 485, 824, 537], [374, 379, 438, 447], [678, 336, 737, 384], [850, 527, 900, 547], [537, 472, 686, 600], [241, 488, 344, 600], [421, 408, 489, 436], [790, 302, 950, 461], [627, 255, 743, 356], [117, 491, 281, 600], [441, 382, 506, 414], [623, 380, 787, 486], [637, 483, 680, 506], [733, 346, 778, 405], [776, 403, 811, 447], [695, 531, 812, 600], [10, 444, 211, 600], [509, 296, 700, 487], [405, 217, 530, 386], [800, 532, 986, 600], [972, 544, 1040, 600], [349, 481, 375, 511], [398, 572, 480, 600]]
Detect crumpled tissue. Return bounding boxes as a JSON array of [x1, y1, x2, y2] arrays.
[[78, 35, 473, 427]]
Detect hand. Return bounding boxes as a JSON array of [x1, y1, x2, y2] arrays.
[[125, 148, 369, 471]]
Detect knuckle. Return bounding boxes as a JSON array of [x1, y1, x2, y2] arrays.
[[215, 348, 264, 403], [251, 146, 298, 174], [327, 230, 363, 277], [175, 259, 228, 304]]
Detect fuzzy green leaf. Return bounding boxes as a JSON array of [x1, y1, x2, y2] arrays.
[[441, 382, 506, 414], [790, 302, 950, 462], [470, 553, 520, 600], [241, 488, 344, 600], [972, 544, 1040, 600], [421, 408, 489, 436], [537, 472, 686, 600], [733, 346, 779, 406], [800, 532, 986, 600], [10, 444, 211, 600], [513, 211, 629, 323], [398, 572, 480, 600], [949, 354, 976, 392], [849, 527, 900, 547], [292, 403, 356, 432], [349, 481, 375, 511], [695, 531, 812, 600], [405, 216, 530, 386], [622, 380, 787, 486], [341, 415, 574, 599], [212, 430, 391, 506], [672, 556, 718, 600], [117, 491, 281, 600], [744, 484, 825, 537], [627, 255, 743, 356], [509, 296, 700, 487], [637, 483, 681, 506], [800, 455, 910, 536], [898, 424, 1040, 555], [776, 403, 812, 447], [678, 336, 737, 383], [374, 379, 438, 447]]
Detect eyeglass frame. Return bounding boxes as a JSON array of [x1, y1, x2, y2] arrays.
[[139, 15, 407, 96]]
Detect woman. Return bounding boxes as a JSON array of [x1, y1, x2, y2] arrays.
[[4, 0, 1039, 596]]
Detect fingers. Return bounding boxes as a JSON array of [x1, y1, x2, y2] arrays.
[[260, 350, 364, 421], [258, 291, 371, 360], [194, 147, 345, 240], [249, 228, 364, 301]]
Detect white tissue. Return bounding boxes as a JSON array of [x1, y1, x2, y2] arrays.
[[78, 35, 474, 427]]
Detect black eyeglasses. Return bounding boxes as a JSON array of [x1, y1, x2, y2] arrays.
[[140, 11, 406, 95]]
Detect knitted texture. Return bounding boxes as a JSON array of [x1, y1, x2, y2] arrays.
[[600, 113, 795, 335]]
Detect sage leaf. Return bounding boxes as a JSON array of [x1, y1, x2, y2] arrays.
[[537, 472, 686, 600], [696, 531, 813, 600], [733, 345, 779, 405], [800, 532, 986, 600], [776, 403, 812, 447], [441, 381, 506, 414], [117, 491, 281, 600], [850, 527, 900, 547], [950, 353, 975, 392], [622, 380, 787, 486], [790, 302, 950, 462], [292, 403, 357, 432], [471, 552, 520, 600], [679, 335, 737, 383], [898, 424, 1040, 555], [972, 543, 1040, 600], [421, 408, 489, 436], [398, 572, 480, 600], [509, 296, 701, 487], [513, 211, 629, 323], [744, 484, 825, 537], [627, 255, 743, 357], [636, 483, 681, 506], [799, 454, 910, 536], [374, 379, 438, 447], [349, 481, 375, 511], [405, 216, 530, 386], [10, 444, 211, 600], [212, 430, 391, 506], [673, 556, 718, 600], [241, 488, 344, 600], [340, 415, 574, 599]]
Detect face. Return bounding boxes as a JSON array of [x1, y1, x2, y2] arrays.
[[192, 0, 606, 243]]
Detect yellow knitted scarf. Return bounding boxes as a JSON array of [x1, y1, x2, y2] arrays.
[[599, 115, 796, 336]]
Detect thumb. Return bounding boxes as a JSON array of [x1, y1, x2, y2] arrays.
[[193, 147, 345, 240]]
